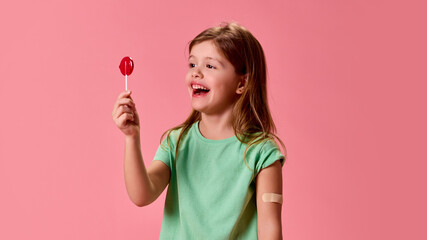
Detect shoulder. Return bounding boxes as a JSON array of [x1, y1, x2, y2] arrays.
[[242, 134, 279, 152], [259, 138, 281, 153], [253, 135, 287, 161], [159, 127, 184, 150], [245, 136, 286, 173], [161, 123, 197, 147], [166, 128, 183, 141]]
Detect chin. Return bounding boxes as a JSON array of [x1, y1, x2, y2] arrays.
[[191, 103, 206, 113]]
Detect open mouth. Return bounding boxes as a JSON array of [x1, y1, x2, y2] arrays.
[[192, 83, 210, 96]]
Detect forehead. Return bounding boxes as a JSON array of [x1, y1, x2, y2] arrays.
[[189, 40, 226, 61]]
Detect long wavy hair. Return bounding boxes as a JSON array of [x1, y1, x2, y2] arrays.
[[161, 21, 287, 171]]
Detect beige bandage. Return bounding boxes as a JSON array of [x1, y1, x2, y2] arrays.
[[262, 193, 283, 204]]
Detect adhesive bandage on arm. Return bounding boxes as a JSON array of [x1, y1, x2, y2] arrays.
[[262, 193, 283, 204]]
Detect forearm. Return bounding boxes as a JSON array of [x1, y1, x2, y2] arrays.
[[123, 133, 154, 207]]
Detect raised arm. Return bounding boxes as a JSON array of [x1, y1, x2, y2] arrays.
[[124, 134, 170, 207], [112, 90, 170, 207]]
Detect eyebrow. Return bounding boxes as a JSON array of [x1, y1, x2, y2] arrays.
[[188, 55, 225, 67]]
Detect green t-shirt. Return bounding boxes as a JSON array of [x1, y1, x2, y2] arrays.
[[153, 121, 285, 239]]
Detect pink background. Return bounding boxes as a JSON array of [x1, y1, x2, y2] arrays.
[[0, 0, 426, 239]]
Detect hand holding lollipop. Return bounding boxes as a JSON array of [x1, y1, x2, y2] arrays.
[[119, 56, 134, 91], [113, 57, 139, 136]]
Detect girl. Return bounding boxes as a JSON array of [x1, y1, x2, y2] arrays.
[[112, 22, 287, 239]]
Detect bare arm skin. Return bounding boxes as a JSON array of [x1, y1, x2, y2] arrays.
[[124, 134, 170, 206], [256, 160, 283, 240], [113, 90, 171, 207]]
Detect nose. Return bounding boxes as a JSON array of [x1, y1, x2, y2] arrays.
[[191, 67, 203, 78]]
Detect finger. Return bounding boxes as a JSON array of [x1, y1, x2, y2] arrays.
[[113, 97, 136, 115], [113, 103, 136, 119], [113, 91, 133, 112], [117, 98, 136, 112], [114, 105, 134, 119], [117, 112, 134, 126], [117, 90, 132, 100]]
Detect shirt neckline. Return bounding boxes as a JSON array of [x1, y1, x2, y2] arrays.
[[193, 121, 238, 144]]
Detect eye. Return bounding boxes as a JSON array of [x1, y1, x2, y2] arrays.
[[189, 63, 195, 68], [206, 64, 216, 69]]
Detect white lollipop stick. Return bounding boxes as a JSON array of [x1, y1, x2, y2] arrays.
[[125, 63, 127, 91]]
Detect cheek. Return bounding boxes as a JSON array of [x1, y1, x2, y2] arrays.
[[211, 83, 233, 100], [185, 72, 191, 84], [217, 76, 238, 91], [185, 73, 193, 94]]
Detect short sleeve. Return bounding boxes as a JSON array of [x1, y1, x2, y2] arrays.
[[153, 139, 172, 169], [254, 139, 286, 175], [153, 131, 178, 169]]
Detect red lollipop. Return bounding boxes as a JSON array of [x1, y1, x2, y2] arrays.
[[119, 56, 134, 90]]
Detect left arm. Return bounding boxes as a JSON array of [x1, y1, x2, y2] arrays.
[[256, 160, 283, 240]]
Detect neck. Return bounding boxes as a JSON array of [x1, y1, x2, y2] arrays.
[[199, 107, 235, 140]]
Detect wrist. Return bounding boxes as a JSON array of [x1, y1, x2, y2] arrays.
[[125, 131, 140, 142]]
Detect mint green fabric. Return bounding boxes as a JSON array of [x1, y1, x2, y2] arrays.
[[153, 121, 285, 239]]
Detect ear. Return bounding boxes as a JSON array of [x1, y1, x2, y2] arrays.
[[236, 74, 248, 94]]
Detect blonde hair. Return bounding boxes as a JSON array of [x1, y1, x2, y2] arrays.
[[161, 21, 287, 171]]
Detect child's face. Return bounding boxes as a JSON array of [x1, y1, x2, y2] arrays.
[[185, 40, 243, 115]]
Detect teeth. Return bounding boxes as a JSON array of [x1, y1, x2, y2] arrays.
[[192, 84, 209, 90]]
